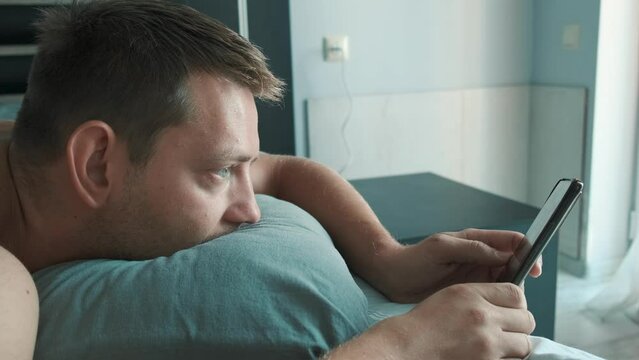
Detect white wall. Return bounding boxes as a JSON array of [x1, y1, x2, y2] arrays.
[[528, 87, 587, 260], [307, 85, 586, 208], [290, 0, 533, 156], [587, 0, 639, 268], [306, 86, 532, 202]]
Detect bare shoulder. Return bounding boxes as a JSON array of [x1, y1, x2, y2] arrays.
[[0, 123, 39, 359], [0, 245, 35, 291], [0, 246, 39, 360]]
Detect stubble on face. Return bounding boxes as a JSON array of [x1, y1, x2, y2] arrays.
[[80, 167, 232, 260]]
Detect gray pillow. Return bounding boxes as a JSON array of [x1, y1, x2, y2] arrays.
[[33, 195, 369, 359]]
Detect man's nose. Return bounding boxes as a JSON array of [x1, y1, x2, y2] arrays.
[[223, 173, 261, 224], [225, 196, 261, 224]]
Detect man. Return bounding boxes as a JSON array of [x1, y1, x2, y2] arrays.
[[0, 1, 593, 359]]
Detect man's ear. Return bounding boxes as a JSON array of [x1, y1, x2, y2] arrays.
[[66, 120, 120, 209]]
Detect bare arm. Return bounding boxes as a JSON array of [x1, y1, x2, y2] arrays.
[[0, 246, 39, 360], [250, 154, 534, 302], [251, 153, 399, 287]]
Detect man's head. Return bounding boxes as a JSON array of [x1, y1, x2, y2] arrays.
[[13, 0, 283, 166], [10, 0, 283, 260], [79, 74, 263, 259]]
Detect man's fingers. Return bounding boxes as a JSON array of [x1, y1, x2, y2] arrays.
[[499, 332, 533, 359], [448, 228, 544, 278], [529, 257, 543, 278], [447, 228, 525, 253], [495, 308, 536, 334], [432, 233, 511, 266], [466, 283, 528, 309]]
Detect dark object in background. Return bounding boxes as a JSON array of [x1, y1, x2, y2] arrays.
[[0, 5, 49, 95]]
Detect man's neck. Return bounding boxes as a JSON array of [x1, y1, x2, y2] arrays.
[[0, 138, 28, 262], [0, 139, 82, 273]]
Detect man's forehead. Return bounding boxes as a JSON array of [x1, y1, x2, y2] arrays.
[[188, 73, 250, 108], [159, 74, 259, 159], [169, 120, 259, 163], [170, 123, 256, 153], [186, 75, 256, 124]]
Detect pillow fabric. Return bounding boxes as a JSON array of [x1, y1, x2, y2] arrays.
[[33, 195, 369, 359]]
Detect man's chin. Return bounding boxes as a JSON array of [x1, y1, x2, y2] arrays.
[[128, 224, 243, 259], [200, 224, 241, 244]]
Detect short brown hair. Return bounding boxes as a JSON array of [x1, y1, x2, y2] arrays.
[[12, 0, 284, 165]]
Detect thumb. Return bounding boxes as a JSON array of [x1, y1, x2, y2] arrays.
[[436, 234, 511, 265]]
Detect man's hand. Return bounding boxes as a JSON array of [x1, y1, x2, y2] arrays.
[[369, 228, 543, 303], [325, 283, 536, 360]]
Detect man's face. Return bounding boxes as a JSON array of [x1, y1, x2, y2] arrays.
[[91, 74, 261, 259]]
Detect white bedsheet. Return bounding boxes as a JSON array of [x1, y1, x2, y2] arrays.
[[354, 278, 604, 360]]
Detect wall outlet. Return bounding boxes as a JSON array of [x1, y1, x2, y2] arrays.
[[562, 24, 581, 50], [323, 35, 349, 62]]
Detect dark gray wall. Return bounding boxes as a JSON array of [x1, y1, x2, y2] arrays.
[[0, 5, 47, 94], [247, 0, 295, 155], [180, 0, 239, 32]]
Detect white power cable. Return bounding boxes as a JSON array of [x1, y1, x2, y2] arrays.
[[337, 61, 353, 175]]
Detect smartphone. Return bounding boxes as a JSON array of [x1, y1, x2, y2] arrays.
[[498, 178, 584, 285]]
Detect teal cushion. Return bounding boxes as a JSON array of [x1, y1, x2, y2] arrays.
[[33, 195, 369, 359]]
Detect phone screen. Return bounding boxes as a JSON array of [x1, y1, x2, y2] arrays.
[[498, 179, 582, 285]]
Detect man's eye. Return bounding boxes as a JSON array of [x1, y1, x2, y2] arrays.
[[214, 167, 232, 179]]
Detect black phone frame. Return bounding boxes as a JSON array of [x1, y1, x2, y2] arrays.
[[506, 178, 584, 285]]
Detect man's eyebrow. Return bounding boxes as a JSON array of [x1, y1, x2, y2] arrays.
[[212, 154, 259, 163]]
